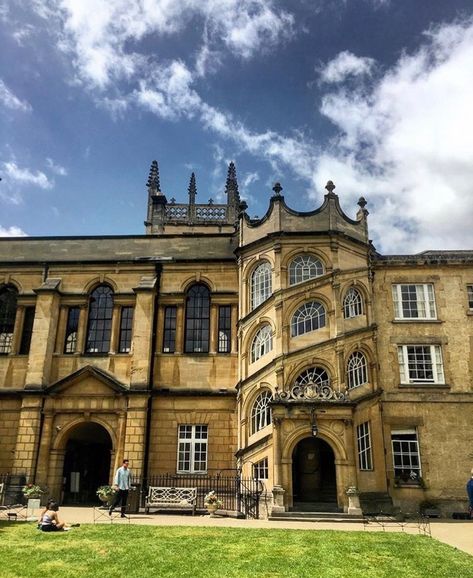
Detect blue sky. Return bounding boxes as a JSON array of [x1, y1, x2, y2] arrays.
[[1, 1, 473, 252]]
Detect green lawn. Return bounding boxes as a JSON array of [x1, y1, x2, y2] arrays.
[[1, 523, 472, 578]]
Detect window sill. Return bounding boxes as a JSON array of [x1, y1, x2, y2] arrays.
[[398, 383, 449, 389], [393, 481, 424, 489], [392, 319, 443, 324]]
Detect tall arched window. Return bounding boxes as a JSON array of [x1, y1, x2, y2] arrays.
[[0, 285, 18, 354], [86, 285, 114, 353], [343, 287, 363, 319], [251, 390, 272, 433], [185, 284, 210, 353], [295, 366, 330, 388], [251, 262, 272, 310], [291, 301, 326, 337], [251, 324, 273, 363], [347, 351, 368, 389], [289, 254, 324, 285]]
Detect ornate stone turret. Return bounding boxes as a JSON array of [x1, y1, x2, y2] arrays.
[[145, 160, 167, 234]]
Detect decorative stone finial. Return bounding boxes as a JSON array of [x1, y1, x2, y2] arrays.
[[358, 196, 367, 209], [272, 182, 282, 196], [208, 198, 214, 205], [146, 160, 161, 193], [188, 172, 197, 205], [325, 180, 335, 194], [225, 161, 239, 196]]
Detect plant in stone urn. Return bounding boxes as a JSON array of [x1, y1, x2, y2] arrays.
[[204, 491, 223, 516], [96, 485, 117, 506], [22, 483, 44, 500]]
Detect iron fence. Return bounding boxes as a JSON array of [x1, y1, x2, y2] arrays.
[[134, 472, 264, 518]]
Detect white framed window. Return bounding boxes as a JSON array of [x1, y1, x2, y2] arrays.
[[467, 285, 473, 309], [288, 254, 324, 285], [291, 301, 326, 337], [295, 366, 330, 387], [357, 422, 373, 471], [347, 351, 368, 389], [391, 428, 421, 481], [252, 457, 269, 480], [251, 262, 272, 310], [177, 425, 208, 473], [392, 284, 436, 320], [251, 324, 273, 363], [397, 345, 444, 384], [343, 287, 363, 319], [251, 391, 272, 434]]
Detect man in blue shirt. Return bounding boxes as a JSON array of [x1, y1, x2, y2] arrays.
[[467, 469, 473, 519], [109, 459, 132, 517]]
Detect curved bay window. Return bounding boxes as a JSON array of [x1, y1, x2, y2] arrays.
[[0, 285, 18, 354], [291, 301, 326, 337], [85, 285, 114, 354], [185, 284, 210, 353], [251, 324, 273, 363], [289, 254, 324, 285], [251, 390, 272, 434], [343, 287, 363, 319], [251, 261, 272, 310], [347, 351, 368, 389]]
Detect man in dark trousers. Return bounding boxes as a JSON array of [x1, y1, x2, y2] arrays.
[[109, 459, 132, 518], [467, 468, 473, 519]]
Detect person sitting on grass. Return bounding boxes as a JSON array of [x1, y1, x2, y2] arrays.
[[39, 500, 75, 532]]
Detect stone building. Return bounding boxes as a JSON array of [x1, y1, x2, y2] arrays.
[[0, 161, 472, 515]]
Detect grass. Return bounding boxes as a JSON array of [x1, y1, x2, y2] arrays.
[[0, 522, 472, 578]]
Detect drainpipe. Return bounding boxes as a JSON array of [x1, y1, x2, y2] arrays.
[[142, 262, 162, 482]]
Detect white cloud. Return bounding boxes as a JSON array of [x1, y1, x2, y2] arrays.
[[315, 19, 473, 252], [0, 225, 28, 237], [318, 51, 375, 84], [0, 79, 32, 112], [2, 161, 54, 190], [242, 171, 259, 188], [39, 0, 294, 89], [46, 158, 68, 176]]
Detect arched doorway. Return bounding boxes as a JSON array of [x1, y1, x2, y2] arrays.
[[292, 437, 337, 511], [62, 422, 112, 504]]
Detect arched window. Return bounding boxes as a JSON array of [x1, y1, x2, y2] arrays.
[[291, 301, 326, 337], [86, 285, 114, 353], [0, 285, 18, 354], [251, 390, 272, 433], [185, 284, 210, 353], [289, 254, 324, 285], [251, 262, 272, 310], [251, 324, 273, 363], [343, 287, 363, 319], [295, 366, 330, 388], [347, 351, 368, 389]]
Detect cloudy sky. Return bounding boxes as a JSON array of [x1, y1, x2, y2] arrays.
[[1, 1, 473, 253]]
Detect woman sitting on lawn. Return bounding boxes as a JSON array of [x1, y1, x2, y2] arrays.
[[39, 500, 66, 532]]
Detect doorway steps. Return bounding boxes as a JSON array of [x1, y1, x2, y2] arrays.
[[269, 511, 364, 523]]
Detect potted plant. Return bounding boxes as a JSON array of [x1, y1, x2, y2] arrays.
[[96, 485, 117, 506], [204, 491, 223, 517], [22, 483, 44, 501]]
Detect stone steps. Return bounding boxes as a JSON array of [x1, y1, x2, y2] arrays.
[[269, 511, 364, 523]]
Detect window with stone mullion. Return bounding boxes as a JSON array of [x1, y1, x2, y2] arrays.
[[0, 285, 17, 354], [85, 285, 114, 354], [185, 285, 210, 353], [251, 262, 272, 310]]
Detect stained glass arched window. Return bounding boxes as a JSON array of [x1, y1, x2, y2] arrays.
[[289, 254, 324, 285], [291, 301, 326, 337], [0, 285, 18, 354], [185, 284, 210, 353], [85, 285, 114, 353], [251, 324, 273, 363], [251, 390, 272, 433], [251, 262, 272, 310]]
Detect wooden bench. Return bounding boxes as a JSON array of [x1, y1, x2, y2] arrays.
[[145, 487, 197, 515]]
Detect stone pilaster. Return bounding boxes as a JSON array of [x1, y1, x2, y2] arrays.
[[130, 276, 156, 389], [25, 279, 62, 388], [122, 395, 149, 478], [12, 395, 43, 479]]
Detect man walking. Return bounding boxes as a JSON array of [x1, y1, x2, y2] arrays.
[[467, 468, 473, 519], [109, 459, 132, 517]]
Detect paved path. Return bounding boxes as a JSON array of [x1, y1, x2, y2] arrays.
[[53, 507, 473, 557]]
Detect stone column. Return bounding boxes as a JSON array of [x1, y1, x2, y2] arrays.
[[109, 304, 121, 354], [130, 276, 156, 389], [175, 304, 185, 354], [231, 305, 238, 353], [76, 305, 88, 354], [11, 306, 25, 354], [209, 303, 218, 353], [271, 416, 285, 513], [25, 279, 62, 388], [54, 306, 68, 354]]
